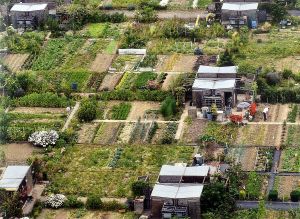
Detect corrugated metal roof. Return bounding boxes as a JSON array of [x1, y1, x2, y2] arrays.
[[222, 3, 258, 11], [151, 184, 204, 199], [11, 3, 48, 12], [192, 79, 236, 90], [2, 166, 30, 179], [197, 65, 237, 74], [159, 165, 209, 177], [0, 166, 30, 190]]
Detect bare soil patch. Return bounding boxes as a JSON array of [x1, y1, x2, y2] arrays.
[[127, 101, 161, 120], [253, 104, 289, 122], [90, 54, 115, 73], [182, 119, 207, 144], [240, 147, 257, 171], [10, 107, 66, 114], [172, 55, 198, 72], [99, 73, 123, 91], [3, 53, 29, 73], [77, 123, 99, 144], [93, 122, 123, 145], [1, 143, 38, 163]]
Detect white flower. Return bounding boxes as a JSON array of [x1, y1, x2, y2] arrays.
[[28, 130, 59, 148], [45, 194, 66, 208]]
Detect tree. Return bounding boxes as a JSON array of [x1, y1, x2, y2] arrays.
[[135, 6, 157, 23], [0, 190, 22, 218], [218, 49, 234, 66], [77, 100, 97, 122], [201, 181, 236, 215], [160, 96, 176, 118], [270, 3, 287, 23], [268, 190, 278, 201], [291, 190, 300, 202]]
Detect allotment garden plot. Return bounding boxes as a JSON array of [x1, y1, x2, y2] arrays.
[[45, 144, 194, 197], [7, 106, 67, 142], [155, 54, 198, 72], [275, 176, 300, 200]]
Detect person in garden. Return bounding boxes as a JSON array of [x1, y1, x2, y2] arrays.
[[263, 106, 269, 121]]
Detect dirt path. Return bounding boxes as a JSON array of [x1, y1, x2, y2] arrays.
[[175, 104, 188, 140], [93, 119, 179, 123], [62, 102, 80, 131]]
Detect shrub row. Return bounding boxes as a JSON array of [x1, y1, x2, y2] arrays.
[[11, 92, 73, 108], [260, 87, 300, 103], [96, 90, 171, 102]]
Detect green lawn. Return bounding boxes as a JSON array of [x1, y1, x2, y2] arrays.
[[45, 144, 194, 197]]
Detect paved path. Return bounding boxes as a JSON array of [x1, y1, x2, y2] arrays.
[[62, 102, 80, 132], [237, 201, 300, 210], [106, 9, 207, 20], [175, 104, 188, 140], [93, 119, 179, 123], [23, 184, 46, 215], [267, 149, 281, 193], [248, 122, 300, 125]]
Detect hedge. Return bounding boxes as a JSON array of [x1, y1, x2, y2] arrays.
[[11, 92, 74, 108], [96, 90, 171, 102], [260, 87, 300, 103]]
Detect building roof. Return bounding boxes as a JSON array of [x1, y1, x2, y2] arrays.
[[151, 184, 204, 199], [159, 165, 209, 177], [222, 3, 258, 11], [11, 3, 48, 12], [0, 165, 30, 191], [192, 79, 236, 90], [197, 65, 238, 74]]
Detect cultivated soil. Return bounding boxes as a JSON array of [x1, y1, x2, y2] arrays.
[[90, 54, 115, 73], [9, 107, 66, 114], [99, 73, 123, 91], [3, 53, 30, 73], [182, 119, 207, 144], [161, 74, 178, 90], [1, 143, 39, 163], [77, 123, 99, 144], [93, 122, 123, 145], [127, 101, 161, 120], [172, 55, 198, 72], [277, 176, 300, 200]]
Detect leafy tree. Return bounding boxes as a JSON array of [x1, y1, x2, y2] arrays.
[[120, 29, 146, 49], [218, 49, 234, 66], [160, 96, 176, 118], [0, 190, 23, 218], [270, 3, 287, 23], [201, 181, 236, 215], [77, 100, 97, 122], [290, 190, 300, 202]]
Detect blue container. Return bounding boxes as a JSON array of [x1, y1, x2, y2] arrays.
[[71, 83, 78, 91], [207, 112, 212, 121]]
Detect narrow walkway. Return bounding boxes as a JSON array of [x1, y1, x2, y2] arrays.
[[61, 102, 80, 132], [22, 184, 46, 215], [93, 119, 179, 124], [248, 122, 300, 125], [267, 149, 281, 193], [237, 201, 300, 210], [175, 104, 188, 140]]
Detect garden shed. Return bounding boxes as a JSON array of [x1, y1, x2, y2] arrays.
[[192, 78, 237, 108], [10, 3, 49, 29], [0, 165, 33, 197], [151, 184, 203, 219], [221, 2, 258, 28], [158, 165, 210, 184], [197, 65, 237, 78]]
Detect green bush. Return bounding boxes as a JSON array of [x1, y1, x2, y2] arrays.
[[86, 195, 103, 209], [290, 190, 300, 202], [64, 196, 84, 208], [161, 122, 177, 144], [268, 190, 278, 201], [77, 100, 97, 122], [102, 200, 126, 211], [131, 181, 148, 197], [160, 96, 176, 118]]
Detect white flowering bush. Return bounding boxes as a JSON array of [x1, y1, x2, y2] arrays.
[[28, 130, 59, 147], [45, 194, 66, 208]]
